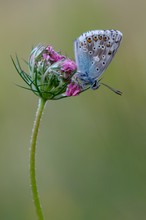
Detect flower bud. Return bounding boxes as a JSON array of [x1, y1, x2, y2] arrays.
[[13, 44, 80, 100]]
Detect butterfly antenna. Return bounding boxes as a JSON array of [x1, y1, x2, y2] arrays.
[[100, 82, 122, 95]]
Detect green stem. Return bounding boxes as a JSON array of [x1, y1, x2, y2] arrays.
[[30, 98, 46, 220]]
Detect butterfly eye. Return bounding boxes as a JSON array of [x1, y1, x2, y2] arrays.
[[91, 80, 100, 90]]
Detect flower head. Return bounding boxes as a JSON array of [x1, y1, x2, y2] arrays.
[[12, 44, 82, 100]]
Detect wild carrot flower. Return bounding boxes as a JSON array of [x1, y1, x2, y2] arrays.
[[12, 44, 82, 101]]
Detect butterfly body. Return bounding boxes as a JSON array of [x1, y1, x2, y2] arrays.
[[74, 30, 122, 89]]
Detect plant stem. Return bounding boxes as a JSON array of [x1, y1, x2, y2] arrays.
[[30, 98, 46, 220]]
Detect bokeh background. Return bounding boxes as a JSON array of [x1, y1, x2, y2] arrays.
[[0, 0, 146, 219]]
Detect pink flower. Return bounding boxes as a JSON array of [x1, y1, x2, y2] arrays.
[[61, 59, 77, 73], [66, 82, 81, 96], [61, 59, 77, 79], [42, 46, 65, 63]]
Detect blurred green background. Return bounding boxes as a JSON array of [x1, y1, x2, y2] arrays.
[[0, 0, 146, 219]]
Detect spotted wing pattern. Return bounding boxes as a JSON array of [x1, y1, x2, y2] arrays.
[[74, 30, 122, 89]]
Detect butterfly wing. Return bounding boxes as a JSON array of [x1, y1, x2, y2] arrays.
[[74, 30, 122, 86], [74, 36, 93, 77]]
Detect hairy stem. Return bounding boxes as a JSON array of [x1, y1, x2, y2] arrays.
[[30, 98, 46, 220]]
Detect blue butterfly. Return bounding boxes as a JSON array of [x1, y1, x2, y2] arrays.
[[74, 30, 123, 94]]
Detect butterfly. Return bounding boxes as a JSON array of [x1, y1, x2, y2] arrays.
[[74, 30, 123, 95]]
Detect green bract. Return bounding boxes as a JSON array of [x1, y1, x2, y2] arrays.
[[12, 44, 78, 100]]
